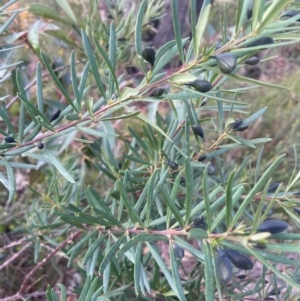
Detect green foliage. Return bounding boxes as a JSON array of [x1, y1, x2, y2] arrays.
[[2, 0, 300, 300]]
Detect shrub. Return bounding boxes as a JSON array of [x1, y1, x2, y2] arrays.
[[2, 0, 300, 300]]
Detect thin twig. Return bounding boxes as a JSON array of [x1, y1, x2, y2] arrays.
[[0, 242, 32, 270], [17, 230, 82, 295]]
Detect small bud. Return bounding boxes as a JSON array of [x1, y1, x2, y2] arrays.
[[223, 249, 253, 270], [294, 207, 300, 215], [4, 136, 15, 143], [217, 249, 233, 284], [150, 88, 165, 97], [247, 5, 252, 19], [267, 183, 280, 193], [197, 155, 207, 162], [50, 109, 61, 122], [37, 142, 44, 149], [200, 99, 207, 107], [212, 53, 237, 74], [184, 80, 212, 93], [247, 37, 274, 48], [192, 125, 205, 140], [257, 219, 289, 234], [167, 160, 178, 170], [232, 118, 243, 130], [142, 46, 156, 67], [173, 244, 185, 259], [244, 56, 260, 66], [191, 216, 206, 229], [207, 163, 216, 176], [234, 125, 248, 132], [255, 242, 267, 249]]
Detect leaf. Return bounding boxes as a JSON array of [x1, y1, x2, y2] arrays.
[[147, 242, 177, 293], [81, 30, 107, 102], [184, 158, 193, 225], [36, 62, 44, 114], [188, 228, 208, 239], [2, 159, 15, 202], [203, 165, 211, 232], [134, 243, 142, 294], [231, 154, 285, 226], [118, 180, 144, 225], [82, 234, 107, 265], [171, 0, 184, 64], [203, 241, 215, 301], [42, 149, 75, 183], [94, 36, 119, 96], [53, 0, 77, 24], [226, 170, 235, 229], [28, 20, 40, 54], [170, 73, 198, 84], [78, 276, 92, 301], [169, 243, 187, 301], [77, 126, 118, 138], [29, 4, 74, 26], [132, 233, 168, 243], [40, 52, 77, 112], [158, 185, 184, 227], [99, 235, 125, 274], [257, 0, 293, 32], [0, 12, 18, 35], [57, 284, 67, 301], [120, 87, 139, 100], [194, 0, 211, 59]]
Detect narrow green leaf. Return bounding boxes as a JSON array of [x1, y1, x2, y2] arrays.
[[231, 154, 285, 226], [135, 0, 147, 74], [2, 159, 15, 202], [169, 243, 187, 301], [0, 105, 17, 139], [94, 36, 119, 96], [227, 134, 256, 148], [184, 158, 193, 225], [158, 185, 184, 227], [173, 236, 204, 261], [78, 276, 92, 301], [134, 243, 142, 295], [81, 30, 107, 102], [77, 126, 118, 138], [84, 277, 99, 301], [135, 0, 147, 56], [70, 51, 81, 111], [40, 51, 78, 112], [57, 284, 67, 301], [133, 233, 168, 243], [99, 235, 125, 274], [203, 241, 215, 301], [257, 0, 293, 32], [109, 22, 117, 96], [171, 0, 184, 63], [203, 165, 211, 232], [146, 169, 159, 225], [147, 242, 176, 292], [247, 247, 300, 291], [188, 228, 208, 239], [82, 234, 107, 265], [42, 149, 75, 183], [252, 0, 266, 31], [117, 239, 135, 259], [194, 0, 211, 59], [226, 170, 235, 229], [67, 230, 97, 255], [118, 180, 144, 225], [53, 0, 77, 24], [36, 62, 43, 114]]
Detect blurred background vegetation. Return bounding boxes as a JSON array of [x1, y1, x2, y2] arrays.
[[1, 0, 300, 299]]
